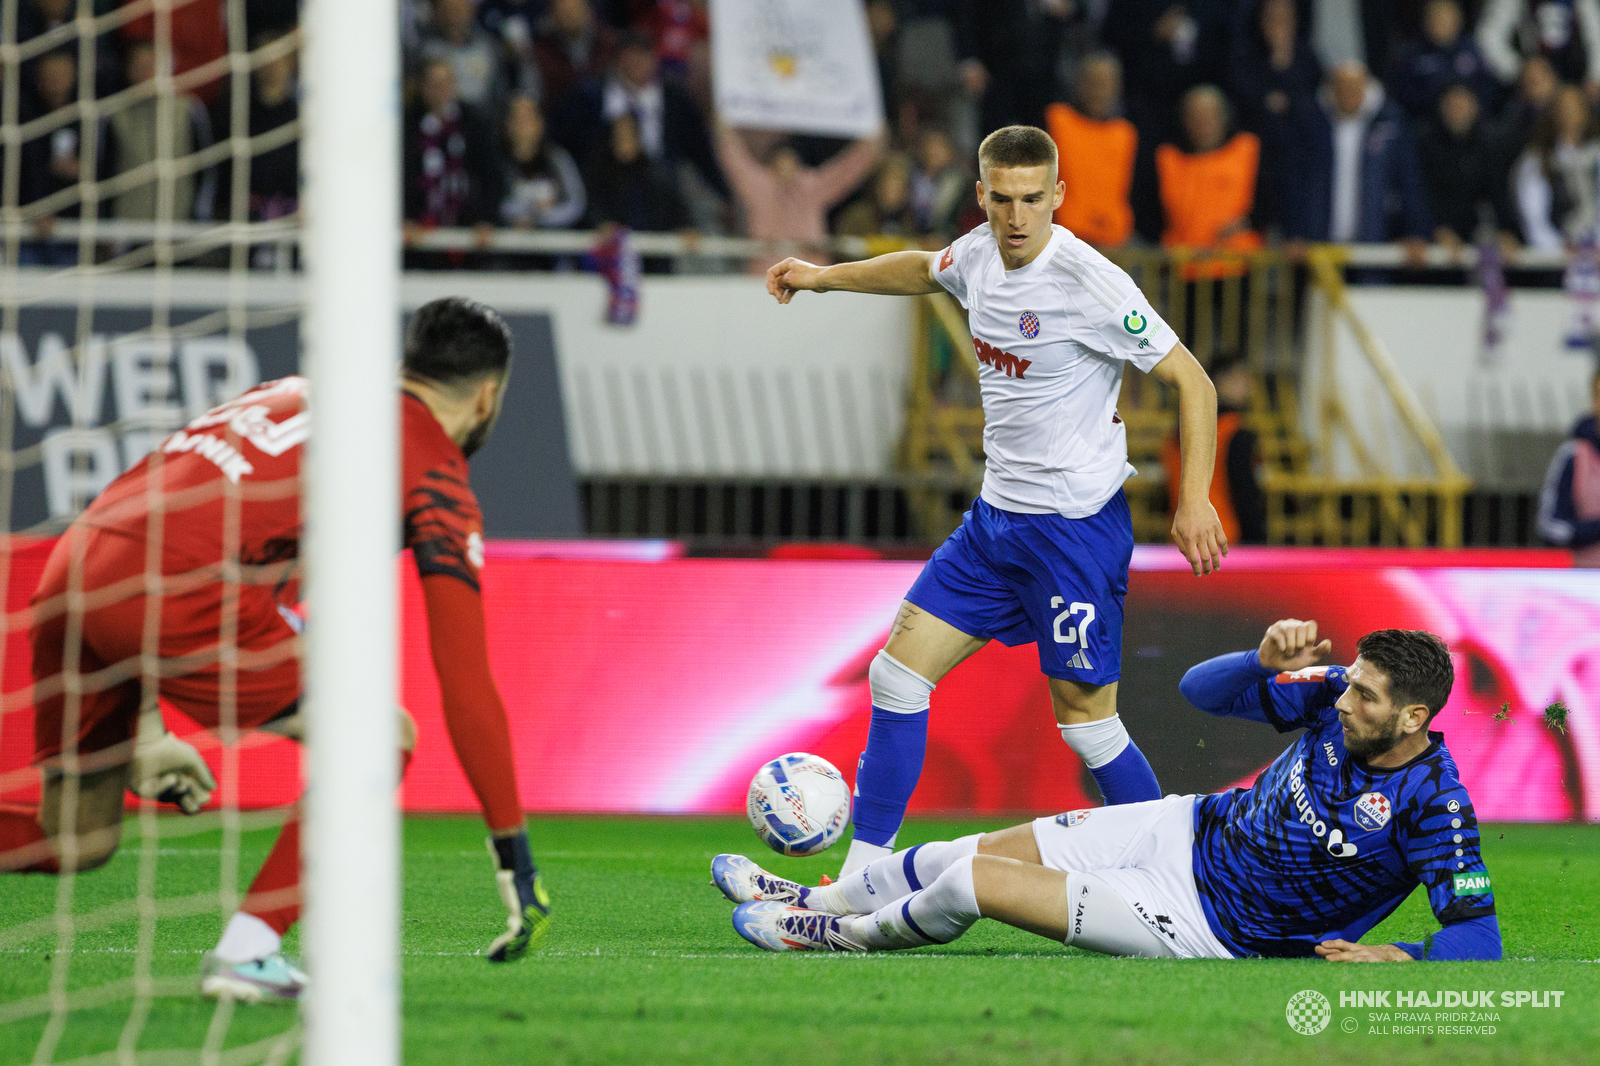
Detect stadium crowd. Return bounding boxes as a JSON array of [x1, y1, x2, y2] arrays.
[[12, 0, 1600, 266]]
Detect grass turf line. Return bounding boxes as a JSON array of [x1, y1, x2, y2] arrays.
[[0, 816, 1597, 1065]]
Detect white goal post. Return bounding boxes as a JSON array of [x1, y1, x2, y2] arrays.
[[301, 0, 400, 1063]]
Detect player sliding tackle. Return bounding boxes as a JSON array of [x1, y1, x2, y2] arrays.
[[0, 299, 549, 1001], [713, 621, 1502, 962], [767, 126, 1227, 877]]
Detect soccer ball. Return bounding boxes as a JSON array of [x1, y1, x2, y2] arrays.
[[746, 752, 852, 857]]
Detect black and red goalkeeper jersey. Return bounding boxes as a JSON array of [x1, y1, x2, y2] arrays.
[[85, 378, 486, 594], [400, 392, 487, 591], [74, 377, 522, 830]]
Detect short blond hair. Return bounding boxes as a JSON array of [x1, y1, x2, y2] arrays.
[[978, 125, 1058, 180]]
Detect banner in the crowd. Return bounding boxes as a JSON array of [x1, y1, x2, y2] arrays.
[[1, 545, 1590, 823], [710, 0, 884, 138]]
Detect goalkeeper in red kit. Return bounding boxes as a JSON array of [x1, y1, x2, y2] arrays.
[[0, 297, 546, 1001]]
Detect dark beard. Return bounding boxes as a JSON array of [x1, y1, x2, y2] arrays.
[[460, 416, 491, 459], [1343, 714, 1405, 760]]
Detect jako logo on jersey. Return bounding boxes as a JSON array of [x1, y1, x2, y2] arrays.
[[1018, 311, 1040, 339], [1123, 311, 1147, 334], [1056, 809, 1091, 828], [1288, 758, 1359, 858], [973, 337, 1033, 379], [939, 245, 954, 271], [1322, 741, 1338, 766], [1352, 792, 1392, 832]]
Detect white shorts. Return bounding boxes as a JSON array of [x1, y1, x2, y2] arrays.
[[1032, 795, 1234, 960]]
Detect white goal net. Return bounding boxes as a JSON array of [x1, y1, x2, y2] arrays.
[[0, 2, 397, 1063]]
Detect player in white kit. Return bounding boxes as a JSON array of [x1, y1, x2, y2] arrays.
[[767, 126, 1227, 876]]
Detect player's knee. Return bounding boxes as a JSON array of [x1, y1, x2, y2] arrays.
[[968, 853, 1009, 882], [397, 707, 417, 754], [56, 825, 122, 872], [968, 853, 1037, 913], [868, 650, 935, 714], [1048, 677, 1114, 724], [40, 764, 129, 852]]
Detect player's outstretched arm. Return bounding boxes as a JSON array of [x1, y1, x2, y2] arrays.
[[1147, 342, 1228, 576], [420, 574, 551, 959], [1179, 619, 1333, 721], [1317, 915, 1503, 962], [766, 250, 943, 304]]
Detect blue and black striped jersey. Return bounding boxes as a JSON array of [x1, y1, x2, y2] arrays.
[[1184, 656, 1496, 958]]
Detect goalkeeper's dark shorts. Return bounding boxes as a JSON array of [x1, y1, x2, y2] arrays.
[[29, 527, 301, 765]]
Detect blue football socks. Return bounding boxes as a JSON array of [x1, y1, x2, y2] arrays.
[[1086, 740, 1162, 804], [1059, 713, 1162, 804], [851, 705, 930, 847]]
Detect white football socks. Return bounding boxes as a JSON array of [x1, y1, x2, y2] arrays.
[[214, 911, 282, 963], [811, 834, 982, 915], [841, 854, 982, 950], [1058, 713, 1132, 769], [838, 837, 894, 878]]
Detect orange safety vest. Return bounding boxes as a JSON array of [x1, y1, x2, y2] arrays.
[[1155, 132, 1263, 278], [1044, 103, 1136, 248], [1162, 410, 1245, 546]]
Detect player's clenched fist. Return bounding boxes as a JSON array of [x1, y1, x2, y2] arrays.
[[1257, 618, 1332, 673], [1170, 499, 1228, 576], [767, 257, 826, 304]]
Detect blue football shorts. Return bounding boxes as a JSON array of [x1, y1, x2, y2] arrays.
[[904, 491, 1133, 684]]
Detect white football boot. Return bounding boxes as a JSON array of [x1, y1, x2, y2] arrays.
[[730, 901, 866, 952], [710, 853, 812, 906], [200, 951, 308, 1003]]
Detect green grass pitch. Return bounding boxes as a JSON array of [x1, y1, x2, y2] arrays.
[[2, 815, 1598, 1065]]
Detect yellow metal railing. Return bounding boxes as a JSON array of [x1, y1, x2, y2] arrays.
[[1289, 247, 1473, 546], [898, 245, 1472, 546]]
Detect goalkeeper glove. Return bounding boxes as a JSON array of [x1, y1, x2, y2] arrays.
[[485, 829, 551, 962], [130, 724, 216, 815]]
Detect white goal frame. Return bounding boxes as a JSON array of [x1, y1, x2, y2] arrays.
[[301, 1, 400, 1064]]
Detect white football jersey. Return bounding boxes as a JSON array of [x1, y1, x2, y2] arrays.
[[934, 223, 1176, 517]]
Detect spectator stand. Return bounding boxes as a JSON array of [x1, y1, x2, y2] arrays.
[[2, 26, 302, 274], [1297, 245, 1474, 546], [10, 223, 1536, 551]]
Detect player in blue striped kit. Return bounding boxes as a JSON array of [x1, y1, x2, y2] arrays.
[[713, 620, 1501, 962]]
